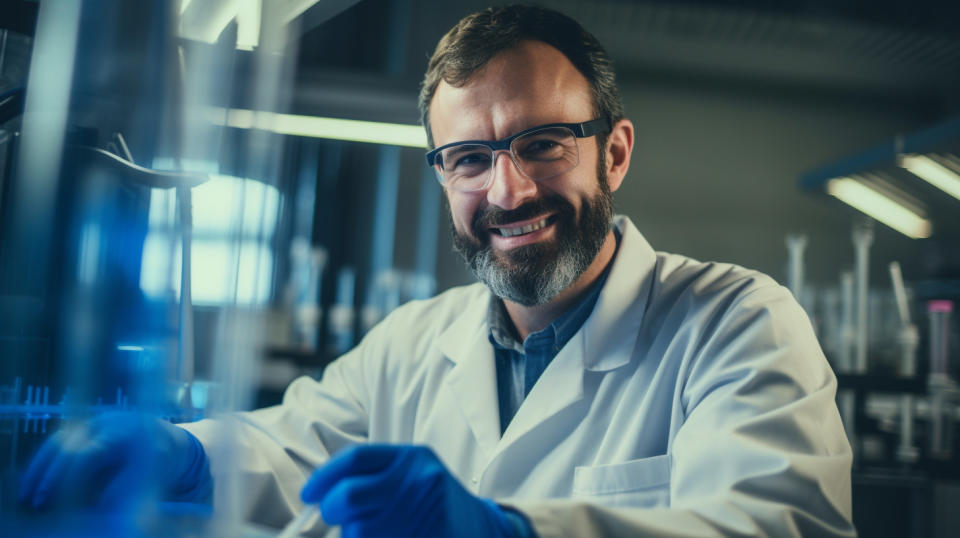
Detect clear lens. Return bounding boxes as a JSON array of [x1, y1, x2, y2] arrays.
[[512, 127, 579, 180], [436, 126, 580, 192], [438, 143, 493, 191]]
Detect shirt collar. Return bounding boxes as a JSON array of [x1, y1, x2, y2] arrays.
[[488, 297, 524, 353]]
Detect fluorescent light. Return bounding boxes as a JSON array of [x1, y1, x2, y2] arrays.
[[236, 0, 262, 51], [900, 154, 960, 201], [210, 108, 428, 148], [826, 177, 932, 239]]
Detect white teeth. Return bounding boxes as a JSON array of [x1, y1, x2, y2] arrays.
[[499, 218, 548, 238]]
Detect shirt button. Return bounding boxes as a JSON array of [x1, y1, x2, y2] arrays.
[[471, 477, 479, 484]]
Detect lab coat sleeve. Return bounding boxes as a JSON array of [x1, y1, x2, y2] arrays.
[[504, 284, 855, 537], [178, 328, 378, 530]]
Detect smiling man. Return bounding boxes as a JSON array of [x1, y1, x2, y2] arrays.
[[430, 39, 623, 326], [20, 5, 854, 537]]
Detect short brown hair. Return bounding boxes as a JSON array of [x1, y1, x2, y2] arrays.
[[418, 5, 624, 150]]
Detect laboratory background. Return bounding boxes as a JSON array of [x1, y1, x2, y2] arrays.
[[1, 0, 959, 536]]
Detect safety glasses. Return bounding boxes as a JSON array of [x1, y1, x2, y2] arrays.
[[425, 118, 610, 192]]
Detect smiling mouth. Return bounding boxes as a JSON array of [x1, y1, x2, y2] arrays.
[[490, 215, 558, 237]]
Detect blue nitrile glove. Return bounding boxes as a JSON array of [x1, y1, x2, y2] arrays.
[[300, 444, 536, 538], [19, 412, 212, 510]]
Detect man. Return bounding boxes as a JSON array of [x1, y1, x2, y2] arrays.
[[21, 5, 854, 537]]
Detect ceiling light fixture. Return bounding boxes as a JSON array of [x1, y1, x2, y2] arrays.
[[900, 154, 960, 202], [210, 108, 428, 148], [826, 177, 932, 239]]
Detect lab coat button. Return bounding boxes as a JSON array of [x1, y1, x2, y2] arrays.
[[471, 477, 478, 484]]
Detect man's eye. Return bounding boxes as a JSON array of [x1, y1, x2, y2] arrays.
[[518, 139, 565, 159], [522, 140, 559, 154], [453, 153, 491, 168]]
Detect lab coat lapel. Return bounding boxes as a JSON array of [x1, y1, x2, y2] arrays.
[[582, 216, 656, 372], [437, 290, 502, 457], [497, 336, 585, 450], [497, 217, 658, 450]]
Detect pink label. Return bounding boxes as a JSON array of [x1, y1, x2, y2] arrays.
[[927, 300, 954, 313]]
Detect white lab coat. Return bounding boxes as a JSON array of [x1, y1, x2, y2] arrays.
[[182, 216, 855, 537]]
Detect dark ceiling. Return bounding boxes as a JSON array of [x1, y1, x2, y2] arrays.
[[294, 0, 960, 118], [3, 0, 957, 118]]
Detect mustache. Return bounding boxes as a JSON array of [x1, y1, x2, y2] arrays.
[[472, 195, 572, 234]]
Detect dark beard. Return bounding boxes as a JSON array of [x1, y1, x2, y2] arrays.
[[451, 172, 613, 306]]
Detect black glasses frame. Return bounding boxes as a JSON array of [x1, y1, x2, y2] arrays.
[[424, 117, 611, 167]]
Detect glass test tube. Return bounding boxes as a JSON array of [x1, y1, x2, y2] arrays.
[[928, 300, 954, 460]]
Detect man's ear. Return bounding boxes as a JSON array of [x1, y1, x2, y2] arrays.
[[604, 118, 634, 193]]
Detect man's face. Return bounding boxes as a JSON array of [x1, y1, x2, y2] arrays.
[[428, 41, 616, 306]]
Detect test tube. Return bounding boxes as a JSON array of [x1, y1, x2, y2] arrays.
[[890, 262, 919, 462], [928, 300, 954, 460], [837, 271, 857, 452], [838, 271, 855, 373], [889, 262, 919, 377], [928, 301, 953, 379], [785, 234, 808, 304], [897, 394, 918, 463], [852, 224, 873, 374]]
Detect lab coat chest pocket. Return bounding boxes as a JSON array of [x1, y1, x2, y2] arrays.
[[572, 454, 671, 509]]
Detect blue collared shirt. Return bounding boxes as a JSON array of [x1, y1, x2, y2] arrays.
[[487, 231, 619, 435]]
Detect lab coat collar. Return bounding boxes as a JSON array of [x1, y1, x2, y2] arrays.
[[438, 286, 503, 454], [580, 215, 657, 372], [437, 285, 488, 366]]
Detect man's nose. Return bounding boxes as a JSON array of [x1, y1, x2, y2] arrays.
[[485, 151, 538, 210]]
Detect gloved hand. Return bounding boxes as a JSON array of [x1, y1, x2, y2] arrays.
[[300, 444, 534, 538], [19, 412, 212, 510]]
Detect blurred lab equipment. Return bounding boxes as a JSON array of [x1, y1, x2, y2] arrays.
[[785, 233, 808, 304], [890, 261, 919, 463], [927, 300, 956, 461], [288, 237, 328, 351], [0, 1, 305, 535], [784, 225, 960, 536], [792, 231, 959, 464], [797, 115, 960, 534], [1, 0, 444, 533], [852, 222, 873, 374]]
